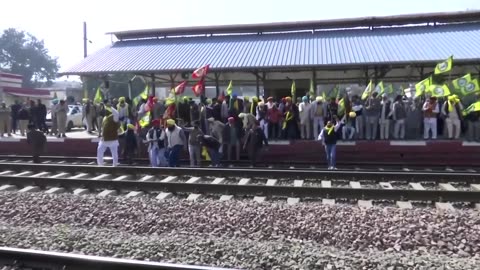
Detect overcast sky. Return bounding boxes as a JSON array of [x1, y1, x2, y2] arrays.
[[1, 0, 479, 79]]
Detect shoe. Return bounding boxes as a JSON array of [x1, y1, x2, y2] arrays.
[[333, 167, 338, 170], [327, 166, 332, 170]]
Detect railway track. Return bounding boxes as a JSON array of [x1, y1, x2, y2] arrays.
[[0, 162, 479, 209], [0, 155, 477, 172]]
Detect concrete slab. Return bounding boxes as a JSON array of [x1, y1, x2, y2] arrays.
[[390, 140, 426, 146], [12, 171, 32, 177], [439, 183, 457, 191], [253, 196, 266, 203], [471, 184, 480, 191], [98, 190, 117, 197], [18, 186, 40, 193], [41, 161, 51, 164], [73, 188, 89, 195], [358, 200, 373, 208], [92, 174, 110, 180], [321, 180, 331, 188], [396, 201, 413, 209], [379, 182, 393, 189], [350, 181, 361, 189], [156, 192, 173, 200], [160, 176, 178, 183], [113, 175, 129, 181], [0, 137, 21, 142], [0, 185, 16, 191], [238, 178, 251, 185], [186, 177, 201, 184], [409, 183, 425, 190], [0, 170, 12, 176], [293, 180, 304, 187], [139, 175, 154, 182], [475, 204, 480, 211], [211, 178, 225, 184], [435, 202, 455, 211], [287, 198, 300, 205], [50, 172, 69, 178], [45, 187, 65, 194], [187, 193, 202, 201], [126, 191, 144, 198], [322, 199, 335, 205], [266, 179, 277, 186], [69, 173, 88, 179], [219, 195, 233, 201]]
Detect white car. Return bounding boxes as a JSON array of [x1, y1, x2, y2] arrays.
[[46, 105, 86, 131]]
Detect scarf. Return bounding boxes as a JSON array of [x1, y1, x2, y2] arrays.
[[325, 125, 334, 135], [250, 102, 255, 114]]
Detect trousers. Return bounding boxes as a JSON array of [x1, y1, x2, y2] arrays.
[[97, 140, 119, 166], [393, 119, 405, 139], [167, 144, 183, 167], [379, 119, 390, 140], [324, 144, 336, 168], [355, 116, 364, 139], [188, 144, 201, 166], [466, 121, 480, 141], [445, 117, 461, 139], [300, 119, 311, 139], [342, 126, 355, 140], [365, 116, 378, 140], [423, 117, 437, 139], [260, 119, 269, 139], [312, 116, 324, 140], [149, 146, 167, 167]]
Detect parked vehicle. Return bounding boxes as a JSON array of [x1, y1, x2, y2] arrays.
[[46, 105, 86, 131]]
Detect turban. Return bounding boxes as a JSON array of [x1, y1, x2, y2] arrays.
[[166, 119, 175, 126], [127, 124, 135, 130]]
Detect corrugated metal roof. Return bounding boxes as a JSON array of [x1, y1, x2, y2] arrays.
[[62, 23, 480, 75]]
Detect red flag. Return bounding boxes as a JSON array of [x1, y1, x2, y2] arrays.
[[192, 78, 205, 97], [175, 81, 187, 95], [192, 65, 210, 79], [218, 91, 225, 102], [145, 96, 155, 112]]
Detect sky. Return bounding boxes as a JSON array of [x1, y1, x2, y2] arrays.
[[1, 0, 479, 81]]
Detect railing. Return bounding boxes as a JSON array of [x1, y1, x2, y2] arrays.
[[0, 247, 238, 270]]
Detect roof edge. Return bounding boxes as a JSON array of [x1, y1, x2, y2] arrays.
[[108, 10, 480, 40]]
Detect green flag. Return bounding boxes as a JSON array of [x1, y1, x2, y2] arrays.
[[415, 77, 431, 98], [226, 80, 233, 96], [309, 79, 315, 97], [452, 74, 471, 90], [462, 79, 480, 96], [428, 84, 451, 97], [463, 101, 480, 116], [361, 80, 374, 100], [93, 87, 103, 104], [376, 81, 385, 96], [291, 80, 296, 100]]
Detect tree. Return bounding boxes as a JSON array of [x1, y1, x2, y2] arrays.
[[0, 28, 59, 88]]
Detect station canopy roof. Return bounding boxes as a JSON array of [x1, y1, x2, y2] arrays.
[[61, 11, 480, 76]]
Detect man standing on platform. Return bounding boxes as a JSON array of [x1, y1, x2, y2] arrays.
[[318, 120, 342, 170], [299, 96, 312, 139], [97, 105, 120, 167], [0, 102, 11, 137], [26, 123, 46, 163], [54, 100, 68, 138], [379, 94, 392, 140], [422, 96, 439, 140], [364, 92, 381, 140]]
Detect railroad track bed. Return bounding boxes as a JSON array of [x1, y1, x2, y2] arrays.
[[0, 163, 479, 210], [0, 191, 479, 270], [0, 155, 478, 173]]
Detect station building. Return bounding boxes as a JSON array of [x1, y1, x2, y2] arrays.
[[61, 11, 480, 100]]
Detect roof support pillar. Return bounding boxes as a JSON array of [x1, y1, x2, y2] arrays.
[[364, 67, 369, 86], [255, 71, 260, 98], [214, 73, 220, 97], [311, 69, 317, 97], [150, 73, 155, 96], [373, 67, 379, 85]]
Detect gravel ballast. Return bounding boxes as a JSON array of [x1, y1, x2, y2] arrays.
[[0, 192, 479, 269]]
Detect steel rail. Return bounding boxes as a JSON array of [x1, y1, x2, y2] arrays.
[[0, 175, 478, 202], [0, 155, 474, 171], [0, 247, 235, 270], [0, 162, 479, 183]]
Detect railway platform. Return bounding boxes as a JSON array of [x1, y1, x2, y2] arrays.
[[0, 130, 479, 166]]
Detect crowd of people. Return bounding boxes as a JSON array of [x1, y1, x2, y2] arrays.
[[2, 88, 480, 169]]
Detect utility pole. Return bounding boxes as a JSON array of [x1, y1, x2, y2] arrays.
[[83, 22, 87, 58], [82, 22, 88, 99]]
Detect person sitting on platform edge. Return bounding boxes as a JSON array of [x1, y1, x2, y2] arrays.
[[27, 123, 46, 164], [97, 102, 120, 167], [318, 119, 342, 170]]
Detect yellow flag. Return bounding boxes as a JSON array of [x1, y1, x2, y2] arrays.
[[94, 87, 103, 104], [428, 84, 451, 97], [453, 74, 471, 90], [309, 79, 315, 97], [139, 111, 151, 128], [361, 80, 374, 100], [226, 81, 233, 96], [291, 80, 296, 100], [463, 101, 480, 116], [434, 56, 453, 75], [376, 81, 385, 96], [337, 98, 345, 116], [201, 146, 211, 161], [462, 78, 480, 96], [415, 77, 431, 98]]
